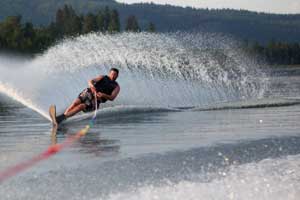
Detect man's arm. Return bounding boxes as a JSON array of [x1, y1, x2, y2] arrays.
[[97, 85, 120, 101], [88, 76, 103, 93]]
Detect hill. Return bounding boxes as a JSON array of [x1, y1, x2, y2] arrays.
[[0, 0, 300, 43]]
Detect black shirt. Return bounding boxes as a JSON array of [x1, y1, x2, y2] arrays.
[[94, 75, 118, 103]]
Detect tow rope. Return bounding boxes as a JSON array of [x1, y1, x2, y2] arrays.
[[0, 93, 98, 183]]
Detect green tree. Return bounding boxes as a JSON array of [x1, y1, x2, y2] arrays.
[[55, 5, 81, 36], [82, 13, 97, 34], [21, 22, 35, 52], [125, 15, 140, 32], [55, 8, 65, 37], [96, 10, 105, 32], [0, 16, 23, 50], [108, 9, 120, 33], [147, 22, 156, 32], [34, 28, 54, 52], [103, 6, 111, 32]]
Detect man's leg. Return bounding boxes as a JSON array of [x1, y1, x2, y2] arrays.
[[55, 98, 85, 124], [64, 103, 86, 118], [64, 98, 82, 115]]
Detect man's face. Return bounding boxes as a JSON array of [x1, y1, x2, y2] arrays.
[[109, 70, 118, 81]]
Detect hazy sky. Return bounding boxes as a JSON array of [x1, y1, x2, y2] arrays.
[[116, 0, 300, 14]]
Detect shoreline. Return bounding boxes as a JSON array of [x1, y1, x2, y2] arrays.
[[270, 64, 300, 68]]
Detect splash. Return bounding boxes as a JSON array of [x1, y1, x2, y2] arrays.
[[0, 32, 268, 118], [103, 155, 300, 200]]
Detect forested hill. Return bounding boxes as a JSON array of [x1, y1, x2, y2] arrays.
[[1, 0, 300, 43], [0, 0, 118, 24], [118, 4, 300, 43]]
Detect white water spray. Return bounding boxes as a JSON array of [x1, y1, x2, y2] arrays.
[[0, 32, 268, 119]]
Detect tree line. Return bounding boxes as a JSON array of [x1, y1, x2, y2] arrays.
[[0, 5, 299, 65], [0, 5, 156, 54], [1, 0, 300, 43], [244, 40, 300, 65]]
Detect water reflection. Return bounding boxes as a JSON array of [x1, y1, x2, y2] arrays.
[[78, 133, 120, 157], [51, 126, 120, 157], [95, 111, 171, 125]]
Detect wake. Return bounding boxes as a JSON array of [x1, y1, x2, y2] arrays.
[[0, 32, 268, 118]]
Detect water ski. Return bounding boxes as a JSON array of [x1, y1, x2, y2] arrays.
[[49, 105, 58, 127], [51, 125, 58, 140]]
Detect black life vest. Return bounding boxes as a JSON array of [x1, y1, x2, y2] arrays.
[[94, 75, 118, 103]]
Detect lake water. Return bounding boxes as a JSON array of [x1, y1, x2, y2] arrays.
[[0, 33, 300, 200], [1, 94, 300, 200]]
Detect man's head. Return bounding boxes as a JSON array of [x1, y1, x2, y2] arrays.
[[109, 68, 119, 81]]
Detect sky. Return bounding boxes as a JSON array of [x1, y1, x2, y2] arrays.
[[116, 0, 300, 14]]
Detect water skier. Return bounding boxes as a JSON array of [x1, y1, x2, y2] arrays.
[[50, 68, 120, 125]]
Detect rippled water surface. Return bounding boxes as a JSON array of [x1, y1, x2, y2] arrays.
[[1, 94, 300, 200], [0, 32, 299, 200]]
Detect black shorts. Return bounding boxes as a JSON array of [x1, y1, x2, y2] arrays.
[[78, 88, 100, 112]]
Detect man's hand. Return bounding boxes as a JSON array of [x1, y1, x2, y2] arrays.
[[96, 92, 105, 99], [90, 86, 97, 94], [88, 75, 104, 94], [88, 81, 97, 94], [96, 86, 120, 101]]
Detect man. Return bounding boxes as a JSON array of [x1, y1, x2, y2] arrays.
[[54, 68, 120, 125]]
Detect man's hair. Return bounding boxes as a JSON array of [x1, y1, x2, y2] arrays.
[[110, 68, 119, 75]]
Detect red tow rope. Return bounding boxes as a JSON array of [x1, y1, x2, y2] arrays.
[[0, 93, 98, 183]]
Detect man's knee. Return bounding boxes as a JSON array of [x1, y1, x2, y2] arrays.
[[79, 104, 86, 110], [72, 98, 82, 106]]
